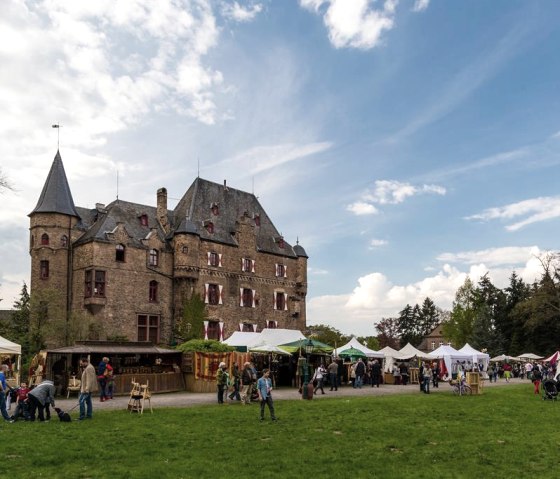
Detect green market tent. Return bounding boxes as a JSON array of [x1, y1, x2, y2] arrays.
[[279, 338, 334, 354]]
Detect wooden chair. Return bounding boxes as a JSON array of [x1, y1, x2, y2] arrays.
[[128, 379, 152, 414], [67, 376, 81, 398]]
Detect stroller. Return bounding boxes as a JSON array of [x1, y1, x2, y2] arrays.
[[542, 379, 558, 401]]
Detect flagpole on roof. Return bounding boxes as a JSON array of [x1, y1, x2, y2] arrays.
[[52, 124, 61, 149]]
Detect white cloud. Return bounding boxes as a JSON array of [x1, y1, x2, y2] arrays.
[[437, 246, 543, 267], [307, 251, 547, 336], [466, 196, 560, 231], [221, 2, 263, 22], [369, 238, 388, 249], [347, 179, 445, 215], [300, 0, 396, 50], [346, 202, 379, 216], [412, 0, 429, 12]]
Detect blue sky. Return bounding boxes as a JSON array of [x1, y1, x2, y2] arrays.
[[1, 0, 560, 335]]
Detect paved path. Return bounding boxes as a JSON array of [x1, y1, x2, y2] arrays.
[[54, 378, 529, 413]]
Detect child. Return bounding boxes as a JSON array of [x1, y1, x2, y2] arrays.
[[257, 369, 277, 421], [13, 382, 30, 421]]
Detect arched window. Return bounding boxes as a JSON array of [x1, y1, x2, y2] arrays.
[[116, 244, 125, 262], [41, 233, 49, 245], [149, 249, 159, 267], [61, 235, 68, 248], [149, 280, 158, 302]]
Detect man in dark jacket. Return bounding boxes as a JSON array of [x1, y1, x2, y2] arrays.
[[354, 358, 366, 388], [240, 362, 254, 405], [371, 360, 382, 388]]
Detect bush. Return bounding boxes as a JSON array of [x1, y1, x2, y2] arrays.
[[175, 339, 235, 353]]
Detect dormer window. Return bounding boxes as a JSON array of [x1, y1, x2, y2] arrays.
[[211, 203, 219, 216], [275, 236, 284, 249], [116, 244, 126, 262], [254, 214, 260, 227], [41, 233, 49, 245], [205, 221, 214, 234], [140, 214, 149, 227]]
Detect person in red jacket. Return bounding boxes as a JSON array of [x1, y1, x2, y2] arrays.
[[13, 382, 30, 421]]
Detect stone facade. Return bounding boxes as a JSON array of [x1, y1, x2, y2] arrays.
[[29, 152, 308, 347]]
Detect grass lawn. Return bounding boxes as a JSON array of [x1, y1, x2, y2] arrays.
[[2, 383, 557, 478]]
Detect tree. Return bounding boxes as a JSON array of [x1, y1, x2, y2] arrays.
[[419, 297, 440, 337], [471, 273, 506, 354], [503, 271, 530, 354], [356, 336, 380, 350], [398, 304, 423, 347], [442, 277, 477, 347], [306, 324, 349, 348], [175, 293, 207, 342], [11, 283, 31, 360], [375, 317, 400, 349]]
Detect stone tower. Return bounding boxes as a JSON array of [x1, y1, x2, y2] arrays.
[[28, 150, 80, 346]]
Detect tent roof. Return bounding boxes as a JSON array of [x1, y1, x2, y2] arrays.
[[378, 346, 401, 356], [334, 337, 384, 358], [222, 329, 305, 349], [249, 343, 291, 355], [518, 353, 544, 360], [280, 338, 334, 354], [458, 343, 490, 360], [428, 344, 471, 359], [47, 343, 178, 355], [222, 332, 260, 347], [543, 351, 559, 363], [399, 342, 432, 360], [0, 335, 22, 355], [490, 354, 520, 362]]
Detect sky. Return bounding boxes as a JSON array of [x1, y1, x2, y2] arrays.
[[1, 0, 560, 336]]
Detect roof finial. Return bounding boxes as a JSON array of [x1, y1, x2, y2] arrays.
[[52, 124, 61, 150]]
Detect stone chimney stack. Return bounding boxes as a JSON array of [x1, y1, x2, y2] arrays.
[[157, 187, 169, 233]]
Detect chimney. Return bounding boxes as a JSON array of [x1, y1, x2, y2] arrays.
[[157, 187, 169, 233], [223, 179, 228, 191]]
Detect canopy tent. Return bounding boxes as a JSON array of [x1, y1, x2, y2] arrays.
[[0, 335, 22, 383], [543, 351, 560, 364], [248, 343, 291, 355], [333, 337, 384, 359], [518, 353, 544, 361], [399, 343, 432, 360], [490, 354, 520, 362], [0, 335, 21, 355], [378, 346, 405, 372], [428, 345, 472, 378], [337, 347, 367, 360], [279, 338, 334, 354], [222, 329, 306, 352], [458, 343, 490, 371]]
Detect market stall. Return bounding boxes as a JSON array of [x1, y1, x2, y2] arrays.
[[45, 341, 184, 396]]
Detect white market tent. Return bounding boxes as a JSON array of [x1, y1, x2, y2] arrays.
[[490, 354, 520, 362], [543, 351, 559, 363], [518, 353, 544, 361], [249, 343, 291, 355], [428, 345, 472, 378], [378, 346, 405, 372], [333, 337, 384, 359], [399, 343, 432, 360], [458, 343, 490, 370], [222, 328, 306, 352], [0, 335, 21, 355], [0, 335, 22, 383]]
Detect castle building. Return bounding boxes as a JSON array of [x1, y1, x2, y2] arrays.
[[29, 151, 308, 347]]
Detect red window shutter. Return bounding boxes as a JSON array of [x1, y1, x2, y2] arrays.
[[284, 265, 287, 278], [207, 252, 211, 266], [204, 284, 209, 304], [252, 289, 256, 308], [251, 259, 255, 273], [284, 293, 288, 311], [218, 285, 223, 305], [273, 292, 277, 310], [239, 288, 243, 307], [218, 253, 222, 267]]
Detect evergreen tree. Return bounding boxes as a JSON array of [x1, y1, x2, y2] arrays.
[[442, 277, 476, 347], [398, 304, 422, 347], [419, 297, 440, 336], [504, 271, 531, 354]]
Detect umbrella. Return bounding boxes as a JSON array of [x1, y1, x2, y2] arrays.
[[279, 338, 334, 354], [337, 347, 367, 359]]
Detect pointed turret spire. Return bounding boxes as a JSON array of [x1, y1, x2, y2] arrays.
[[29, 150, 79, 217]]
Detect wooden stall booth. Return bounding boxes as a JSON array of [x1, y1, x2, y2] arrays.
[[45, 341, 184, 396]]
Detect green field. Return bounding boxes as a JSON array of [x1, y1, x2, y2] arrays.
[[2, 384, 557, 478]]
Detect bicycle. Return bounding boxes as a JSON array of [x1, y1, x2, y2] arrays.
[[449, 378, 472, 396]]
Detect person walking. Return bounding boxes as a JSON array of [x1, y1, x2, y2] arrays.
[[532, 365, 542, 395], [97, 357, 109, 402], [78, 357, 98, 420], [228, 363, 241, 401], [257, 369, 277, 421], [240, 362, 254, 405], [422, 362, 432, 394], [354, 358, 365, 388], [328, 360, 339, 391], [216, 362, 228, 404], [371, 360, 381, 388], [432, 362, 440, 389], [313, 363, 326, 395]]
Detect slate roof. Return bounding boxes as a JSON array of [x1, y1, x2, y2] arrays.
[[172, 178, 299, 258], [29, 151, 80, 217]]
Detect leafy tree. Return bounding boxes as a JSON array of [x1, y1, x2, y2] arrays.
[[356, 336, 380, 350], [442, 277, 476, 347], [175, 293, 207, 342], [306, 324, 349, 348], [176, 339, 234, 353], [375, 317, 400, 349]]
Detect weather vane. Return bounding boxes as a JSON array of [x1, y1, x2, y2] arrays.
[[52, 124, 61, 149]]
